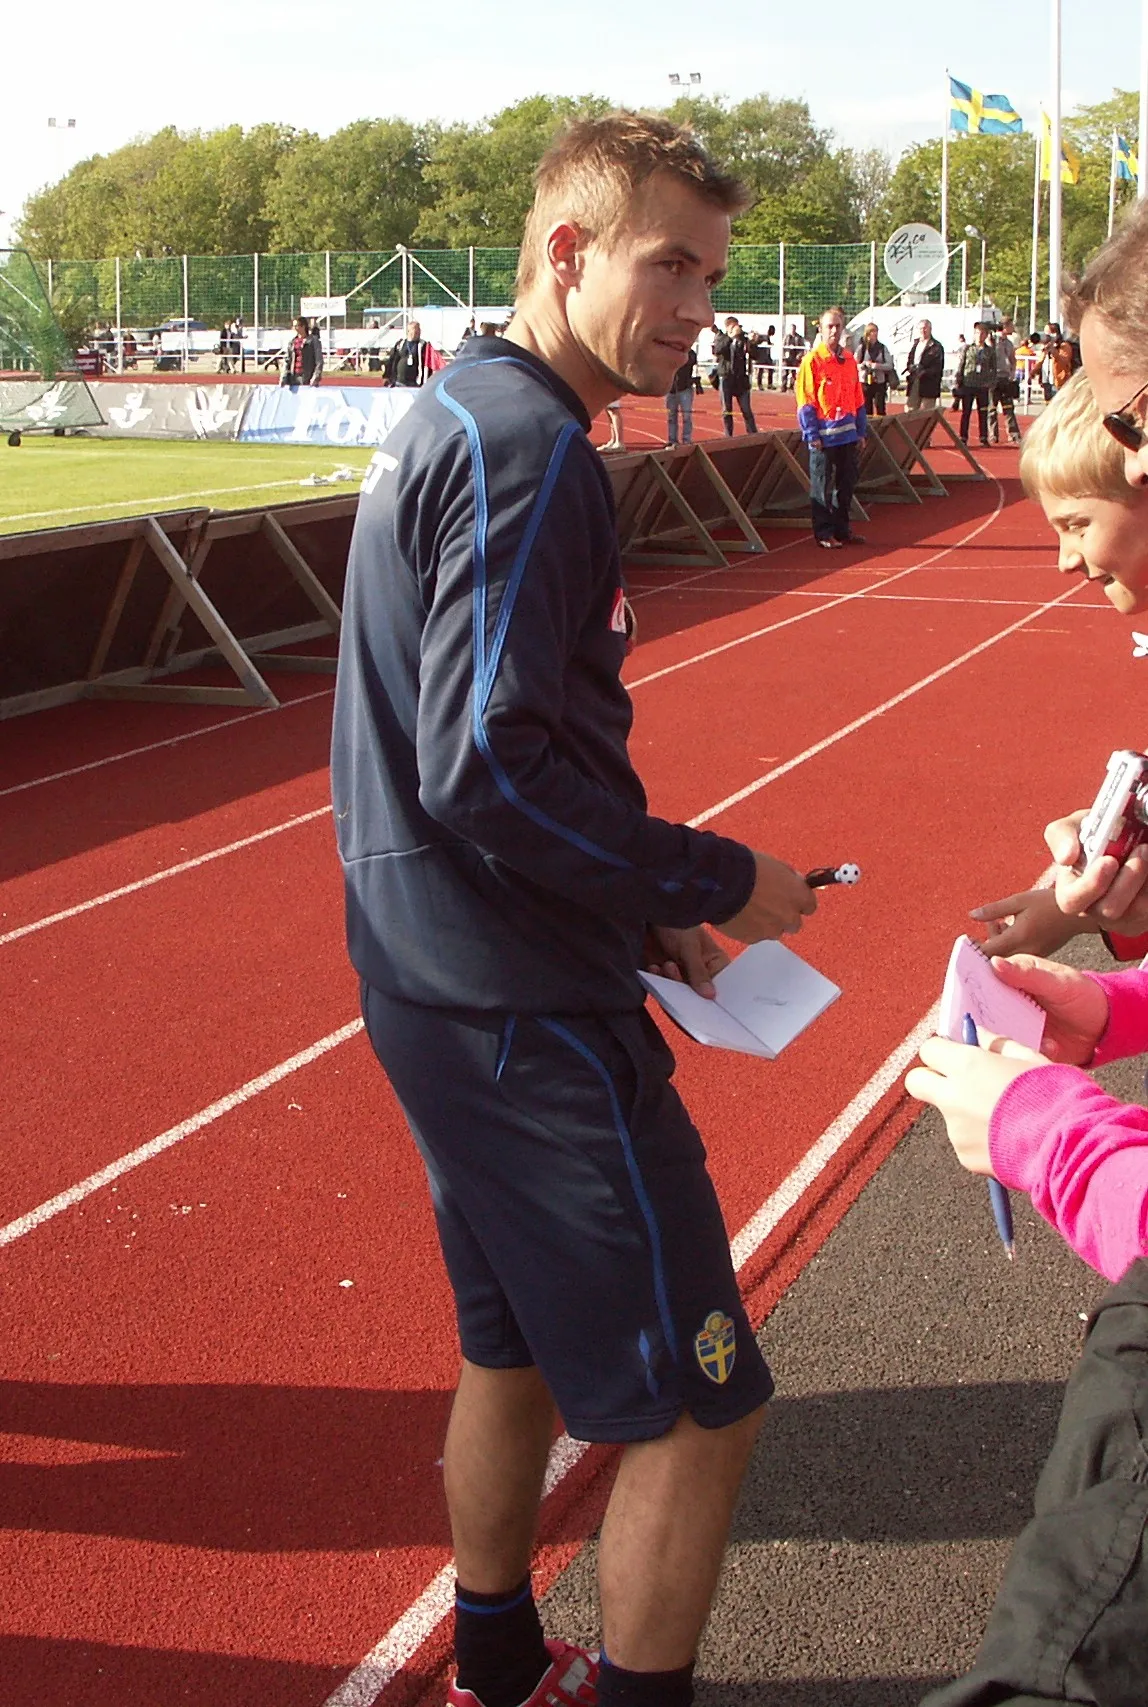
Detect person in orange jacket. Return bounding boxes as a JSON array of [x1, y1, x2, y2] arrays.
[[795, 305, 867, 548]]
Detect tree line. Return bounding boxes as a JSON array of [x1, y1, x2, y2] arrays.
[[16, 88, 1138, 319]]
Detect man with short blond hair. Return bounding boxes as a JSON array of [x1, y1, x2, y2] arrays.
[[333, 109, 819, 1707]]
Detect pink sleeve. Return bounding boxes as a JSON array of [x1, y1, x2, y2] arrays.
[[989, 1063, 1148, 1281], [1085, 967, 1148, 1064]]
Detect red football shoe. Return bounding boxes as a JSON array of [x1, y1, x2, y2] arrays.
[[447, 1638, 599, 1707]]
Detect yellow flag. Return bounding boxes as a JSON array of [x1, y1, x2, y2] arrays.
[[1041, 110, 1081, 184]]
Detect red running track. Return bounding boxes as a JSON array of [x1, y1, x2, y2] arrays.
[[0, 444, 1133, 1706]]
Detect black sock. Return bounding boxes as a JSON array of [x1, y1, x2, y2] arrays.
[[453, 1578, 550, 1707], [598, 1653, 695, 1706]]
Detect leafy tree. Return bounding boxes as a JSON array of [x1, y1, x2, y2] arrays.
[[265, 119, 435, 252], [416, 96, 609, 247]]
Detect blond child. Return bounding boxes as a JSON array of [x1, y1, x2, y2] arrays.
[[970, 371, 1148, 959]]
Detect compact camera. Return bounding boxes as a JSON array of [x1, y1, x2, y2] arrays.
[[1079, 749, 1148, 866]]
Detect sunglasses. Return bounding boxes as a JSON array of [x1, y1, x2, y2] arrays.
[[1103, 378, 1148, 452]]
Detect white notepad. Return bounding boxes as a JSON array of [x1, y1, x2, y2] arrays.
[[638, 940, 841, 1059], [939, 935, 1045, 1050]]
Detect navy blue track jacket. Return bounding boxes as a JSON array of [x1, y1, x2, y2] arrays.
[[331, 339, 756, 1013]]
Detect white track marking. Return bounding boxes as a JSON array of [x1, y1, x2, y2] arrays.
[[641, 589, 1098, 611], [319, 1001, 942, 1707], [1, 688, 334, 799], [627, 479, 1008, 691], [6, 478, 359, 527], [0, 806, 333, 947], [687, 582, 1084, 829], [0, 1021, 364, 1248]]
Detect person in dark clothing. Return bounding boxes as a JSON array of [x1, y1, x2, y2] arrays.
[[855, 322, 896, 416], [919, 1262, 1148, 1707], [279, 316, 323, 388], [331, 110, 818, 1707], [386, 319, 431, 387], [955, 322, 995, 445], [781, 323, 805, 391], [664, 348, 697, 445], [710, 316, 757, 435], [904, 318, 945, 410]]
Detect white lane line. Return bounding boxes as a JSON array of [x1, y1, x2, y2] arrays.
[[5, 477, 358, 527], [0, 1020, 364, 1249], [319, 1002, 941, 1707], [1, 688, 334, 798], [0, 806, 333, 947], [626, 480, 1007, 692], [687, 581, 1084, 829], [646, 589, 1102, 611]]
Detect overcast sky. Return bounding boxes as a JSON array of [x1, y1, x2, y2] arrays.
[[3, 0, 1141, 250]]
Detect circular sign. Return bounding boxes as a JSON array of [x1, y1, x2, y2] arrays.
[[883, 223, 948, 293]]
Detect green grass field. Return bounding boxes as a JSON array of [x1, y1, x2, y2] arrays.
[[0, 437, 376, 536]]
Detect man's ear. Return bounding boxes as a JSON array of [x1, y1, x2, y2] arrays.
[[544, 221, 586, 289]]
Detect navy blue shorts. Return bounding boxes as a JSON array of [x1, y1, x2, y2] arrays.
[[361, 985, 773, 1443]]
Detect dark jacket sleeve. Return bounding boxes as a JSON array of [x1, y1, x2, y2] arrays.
[[411, 422, 756, 930], [919, 1259, 1148, 1707]]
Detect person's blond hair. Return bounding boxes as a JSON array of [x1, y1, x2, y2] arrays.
[[516, 111, 749, 296], [1018, 369, 1129, 503]]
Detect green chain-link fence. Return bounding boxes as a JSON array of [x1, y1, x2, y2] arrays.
[[42, 242, 966, 327]]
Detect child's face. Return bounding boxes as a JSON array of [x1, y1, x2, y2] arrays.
[[1041, 488, 1148, 615]]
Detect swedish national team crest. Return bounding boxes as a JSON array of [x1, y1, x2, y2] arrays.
[[694, 1310, 736, 1385]]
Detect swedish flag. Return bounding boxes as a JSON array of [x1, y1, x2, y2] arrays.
[[949, 76, 1023, 136], [1116, 133, 1139, 183]]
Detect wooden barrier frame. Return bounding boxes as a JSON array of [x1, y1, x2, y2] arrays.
[[894, 408, 988, 482], [0, 494, 356, 720], [0, 510, 282, 718], [155, 496, 353, 679]]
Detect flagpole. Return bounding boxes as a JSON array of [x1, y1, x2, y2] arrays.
[[1110, 131, 1120, 237], [1030, 123, 1041, 333], [1049, 0, 1063, 323], [941, 71, 950, 306], [1141, 0, 1148, 202]]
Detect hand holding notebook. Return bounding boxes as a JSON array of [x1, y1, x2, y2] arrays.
[[639, 940, 840, 1059]]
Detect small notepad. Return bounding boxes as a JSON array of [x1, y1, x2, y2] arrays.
[[639, 940, 841, 1059], [939, 935, 1046, 1049]]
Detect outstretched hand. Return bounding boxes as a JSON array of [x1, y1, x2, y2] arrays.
[[969, 884, 1094, 958]]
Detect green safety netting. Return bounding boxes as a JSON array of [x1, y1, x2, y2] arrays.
[[39, 242, 966, 335]]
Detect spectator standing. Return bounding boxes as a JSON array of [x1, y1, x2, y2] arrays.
[[457, 317, 477, 350], [665, 348, 697, 446], [781, 323, 805, 390], [988, 317, 1021, 445], [761, 323, 777, 389], [855, 322, 896, 416], [387, 320, 431, 387], [1040, 321, 1074, 399], [279, 316, 323, 389], [711, 316, 758, 436], [955, 322, 995, 445], [218, 320, 234, 375], [601, 400, 625, 451], [795, 304, 867, 548]]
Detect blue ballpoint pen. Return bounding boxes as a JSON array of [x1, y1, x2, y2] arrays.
[[963, 1012, 1015, 1260]]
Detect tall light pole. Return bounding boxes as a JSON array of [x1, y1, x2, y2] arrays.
[[668, 72, 702, 100], [965, 225, 987, 311], [1048, 0, 1063, 322]]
